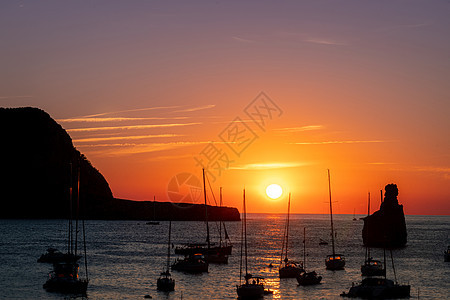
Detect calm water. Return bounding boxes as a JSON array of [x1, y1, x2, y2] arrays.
[[1, 214, 449, 299]]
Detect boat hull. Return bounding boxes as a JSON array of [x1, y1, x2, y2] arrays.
[[236, 284, 265, 299], [157, 277, 175, 291], [43, 278, 88, 294], [279, 265, 303, 278], [297, 271, 322, 286], [341, 278, 410, 299]]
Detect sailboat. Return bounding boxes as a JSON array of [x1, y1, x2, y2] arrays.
[[325, 169, 346, 270], [353, 209, 357, 221], [341, 249, 410, 298], [361, 192, 385, 277], [157, 221, 175, 292], [174, 169, 229, 264], [297, 227, 322, 285], [43, 163, 89, 294], [236, 189, 266, 299], [279, 193, 303, 278], [146, 196, 160, 225]]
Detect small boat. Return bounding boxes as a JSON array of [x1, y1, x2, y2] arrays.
[[37, 247, 81, 263], [340, 277, 410, 298], [319, 239, 329, 246], [353, 209, 357, 221], [279, 193, 304, 278], [171, 253, 208, 273], [361, 193, 385, 277], [297, 227, 322, 286], [341, 249, 410, 299], [445, 246, 450, 262], [43, 262, 88, 294], [157, 221, 175, 292], [325, 169, 345, 270], [237, 189, 268, 299], [297, 271, 322, 286]]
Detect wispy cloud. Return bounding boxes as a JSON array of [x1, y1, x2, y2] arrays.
[[290, 140, 384, 145], [57, 117, 189, 123], [79, 141, 210, 156], [66, 122, 201, 132], [275, 125, 323, 132], [73, 134, 183, 143], [304, 38, 345, 46], [232, 36, 255, 43], [172, 104, 216, 113], [229, 162, 309, 170], [81, 105, 183, 118]]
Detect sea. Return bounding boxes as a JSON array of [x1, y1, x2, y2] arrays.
[[1, 214, 449, 299]]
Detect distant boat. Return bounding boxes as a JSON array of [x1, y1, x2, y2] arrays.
[[297, 227, 322, 286], [43, 163, 89, 294], [236, 188, 268, 299], [353, 209, 357, 221], [157, 221, 175, 292], [341, 249, 410, 298], [325, 169, 346, 270], [146, 196, 160, 225], [445, 246, 450, 262], [279, 193, 304, 278], [361, 192, 385, 277], [319, 239, 329, 246]]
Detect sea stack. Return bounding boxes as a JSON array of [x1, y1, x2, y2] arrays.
[[362, 184, 407, 248]]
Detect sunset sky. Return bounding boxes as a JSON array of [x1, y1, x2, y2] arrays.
[[1, 1, 449, 215]]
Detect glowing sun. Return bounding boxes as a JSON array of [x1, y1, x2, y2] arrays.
[[266, 184, 283, 199]]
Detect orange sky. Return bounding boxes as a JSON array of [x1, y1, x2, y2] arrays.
[[1, 1, 449, 214]]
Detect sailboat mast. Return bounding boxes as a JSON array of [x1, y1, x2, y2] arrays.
[[367, 192, 371, 259], [328, 169, 336, 257], [219, 187, 223, 247], [303, 227, 306, 269], [244, 189, 248, 278], [202, 169, 210, 251], [239, 190, 244, 285], [75, 165, 80, 257], [285, 193, 291, 261], [68, 163, 73, 255], [153, 195, 156, 221], [167, 221, 172, 272]]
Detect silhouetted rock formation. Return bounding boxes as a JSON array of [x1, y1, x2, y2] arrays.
[[0, 107, 240, 221], [93, 199, 241, 221], [0, 107, 113, 219], [362, 184, 407, 248]]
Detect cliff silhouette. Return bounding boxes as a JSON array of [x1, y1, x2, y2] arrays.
[[362, 184, 407, 248], [0, 107, 240, 221]]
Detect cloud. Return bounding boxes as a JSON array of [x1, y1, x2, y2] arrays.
[[229, 162, 309, 170], [57, 117, 189, 123], [232, 36, 255, 43], [66, 122, 201, 132], [81, 105, 183, 118], [275, 125, 323, 132], [73, 134, 183, 143], [290, 140, 384, 145], [79, 141, 210, 157], [304, 38, 345, 46], [172, 104, 216, 113]]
